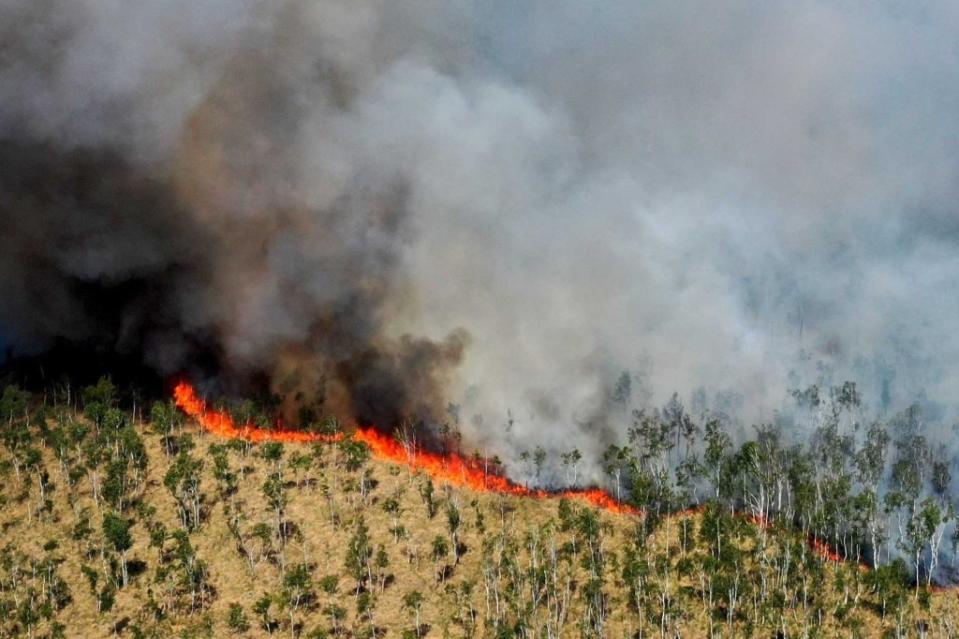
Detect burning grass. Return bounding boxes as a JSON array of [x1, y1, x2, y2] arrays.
[[176, 381, 850, 562], [174, 381, 642, 516]]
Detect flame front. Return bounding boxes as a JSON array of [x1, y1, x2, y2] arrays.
[[809, 537, 843, 563], [173, 382, 340, 444], [172, 382, 862, 559], [173, 381, 642, 516]]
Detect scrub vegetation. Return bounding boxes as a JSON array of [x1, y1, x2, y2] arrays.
[[0, 378, 955, 638]]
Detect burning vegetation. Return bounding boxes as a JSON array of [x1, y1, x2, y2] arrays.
[[174, 381, 642, 516], [4, 1, 959, 637], [0, 377, 955, 638], [174, 382, 928, 568]]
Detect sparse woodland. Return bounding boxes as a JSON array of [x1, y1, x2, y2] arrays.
[[0, 377, 958, 638]]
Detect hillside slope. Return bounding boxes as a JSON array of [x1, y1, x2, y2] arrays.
[[0, 391, 956, 638]]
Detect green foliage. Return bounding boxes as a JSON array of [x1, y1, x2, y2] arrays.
[[102, 512, 132, 554], [339, 438, 371, 472], [209, 443, 237, 496], [259, 442, 285, 466], [557, 498, 576, 531], [420, 477, 437, 518], [81, 377, 117, 426], [403, 590, 424, 636], [80, 565, 99, 594], [253, 592, 273, 630], [102, 459, 129, 508], [98, 585, 115, 613], [446, 500, 461, 538], [866, 558, 910, 618], [0, 380, 956, 637], [164, 451, 204, 530], [0, 385, 29, 422], [315, 416, 341, 437], [431, 535, 449, 564], [283, 562, 314, 609], [345, 517, 373, 588], [318, 574, 339, 596], [262, 472, 287, 518], [227, 603, 250, 633]]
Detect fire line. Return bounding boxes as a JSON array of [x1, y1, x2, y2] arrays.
[[172, 381, 849, 562], [173, 381, 643, 516]]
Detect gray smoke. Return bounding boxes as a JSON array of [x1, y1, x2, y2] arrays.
[[2, 1, 959, 476]]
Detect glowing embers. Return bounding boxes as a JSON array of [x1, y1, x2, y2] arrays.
[[172, 381, 641, 516]]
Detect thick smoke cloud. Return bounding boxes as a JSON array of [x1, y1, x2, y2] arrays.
[[2, 1, 959, 474]]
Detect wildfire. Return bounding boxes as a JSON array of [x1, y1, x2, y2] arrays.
[[171, 382, 878, 565], [809, 536, 843, 563], [168, 380, 959, 590], [744, 510, 843, 562], [173, 381, 642, 516], [173, 382, 340, 444]]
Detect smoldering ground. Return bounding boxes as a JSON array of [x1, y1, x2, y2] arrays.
[[2, 1, 959, 476]]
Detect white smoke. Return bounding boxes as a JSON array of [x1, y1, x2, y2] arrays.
[[3, 1, 959, 471]]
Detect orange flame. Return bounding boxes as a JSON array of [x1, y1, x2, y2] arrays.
[[809, 536, 843, 563], [173, 382, 341, 444], [170, 382, 922, 573], [744, 510, 844, 563], [173, 381, 642, 516]]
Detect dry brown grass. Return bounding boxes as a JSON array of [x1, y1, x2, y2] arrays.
[[1, 417, 958, 638]]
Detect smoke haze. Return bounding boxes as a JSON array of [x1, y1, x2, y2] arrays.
[[2, 1, 959, 474]]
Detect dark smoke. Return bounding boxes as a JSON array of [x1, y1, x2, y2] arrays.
[[0, 1, 467, 426], [335, 331, 469, 428], [0, 139, 211, 388], [3, 1, 959, 471]]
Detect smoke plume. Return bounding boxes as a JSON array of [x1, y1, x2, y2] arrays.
[[2, 1, 959, 473]]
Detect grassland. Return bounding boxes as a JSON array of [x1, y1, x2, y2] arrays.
[[0, 396, 956, 638]]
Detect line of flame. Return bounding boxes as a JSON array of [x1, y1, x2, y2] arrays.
[[173, 381, 642, 516], [170, 382, 874, 562]]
